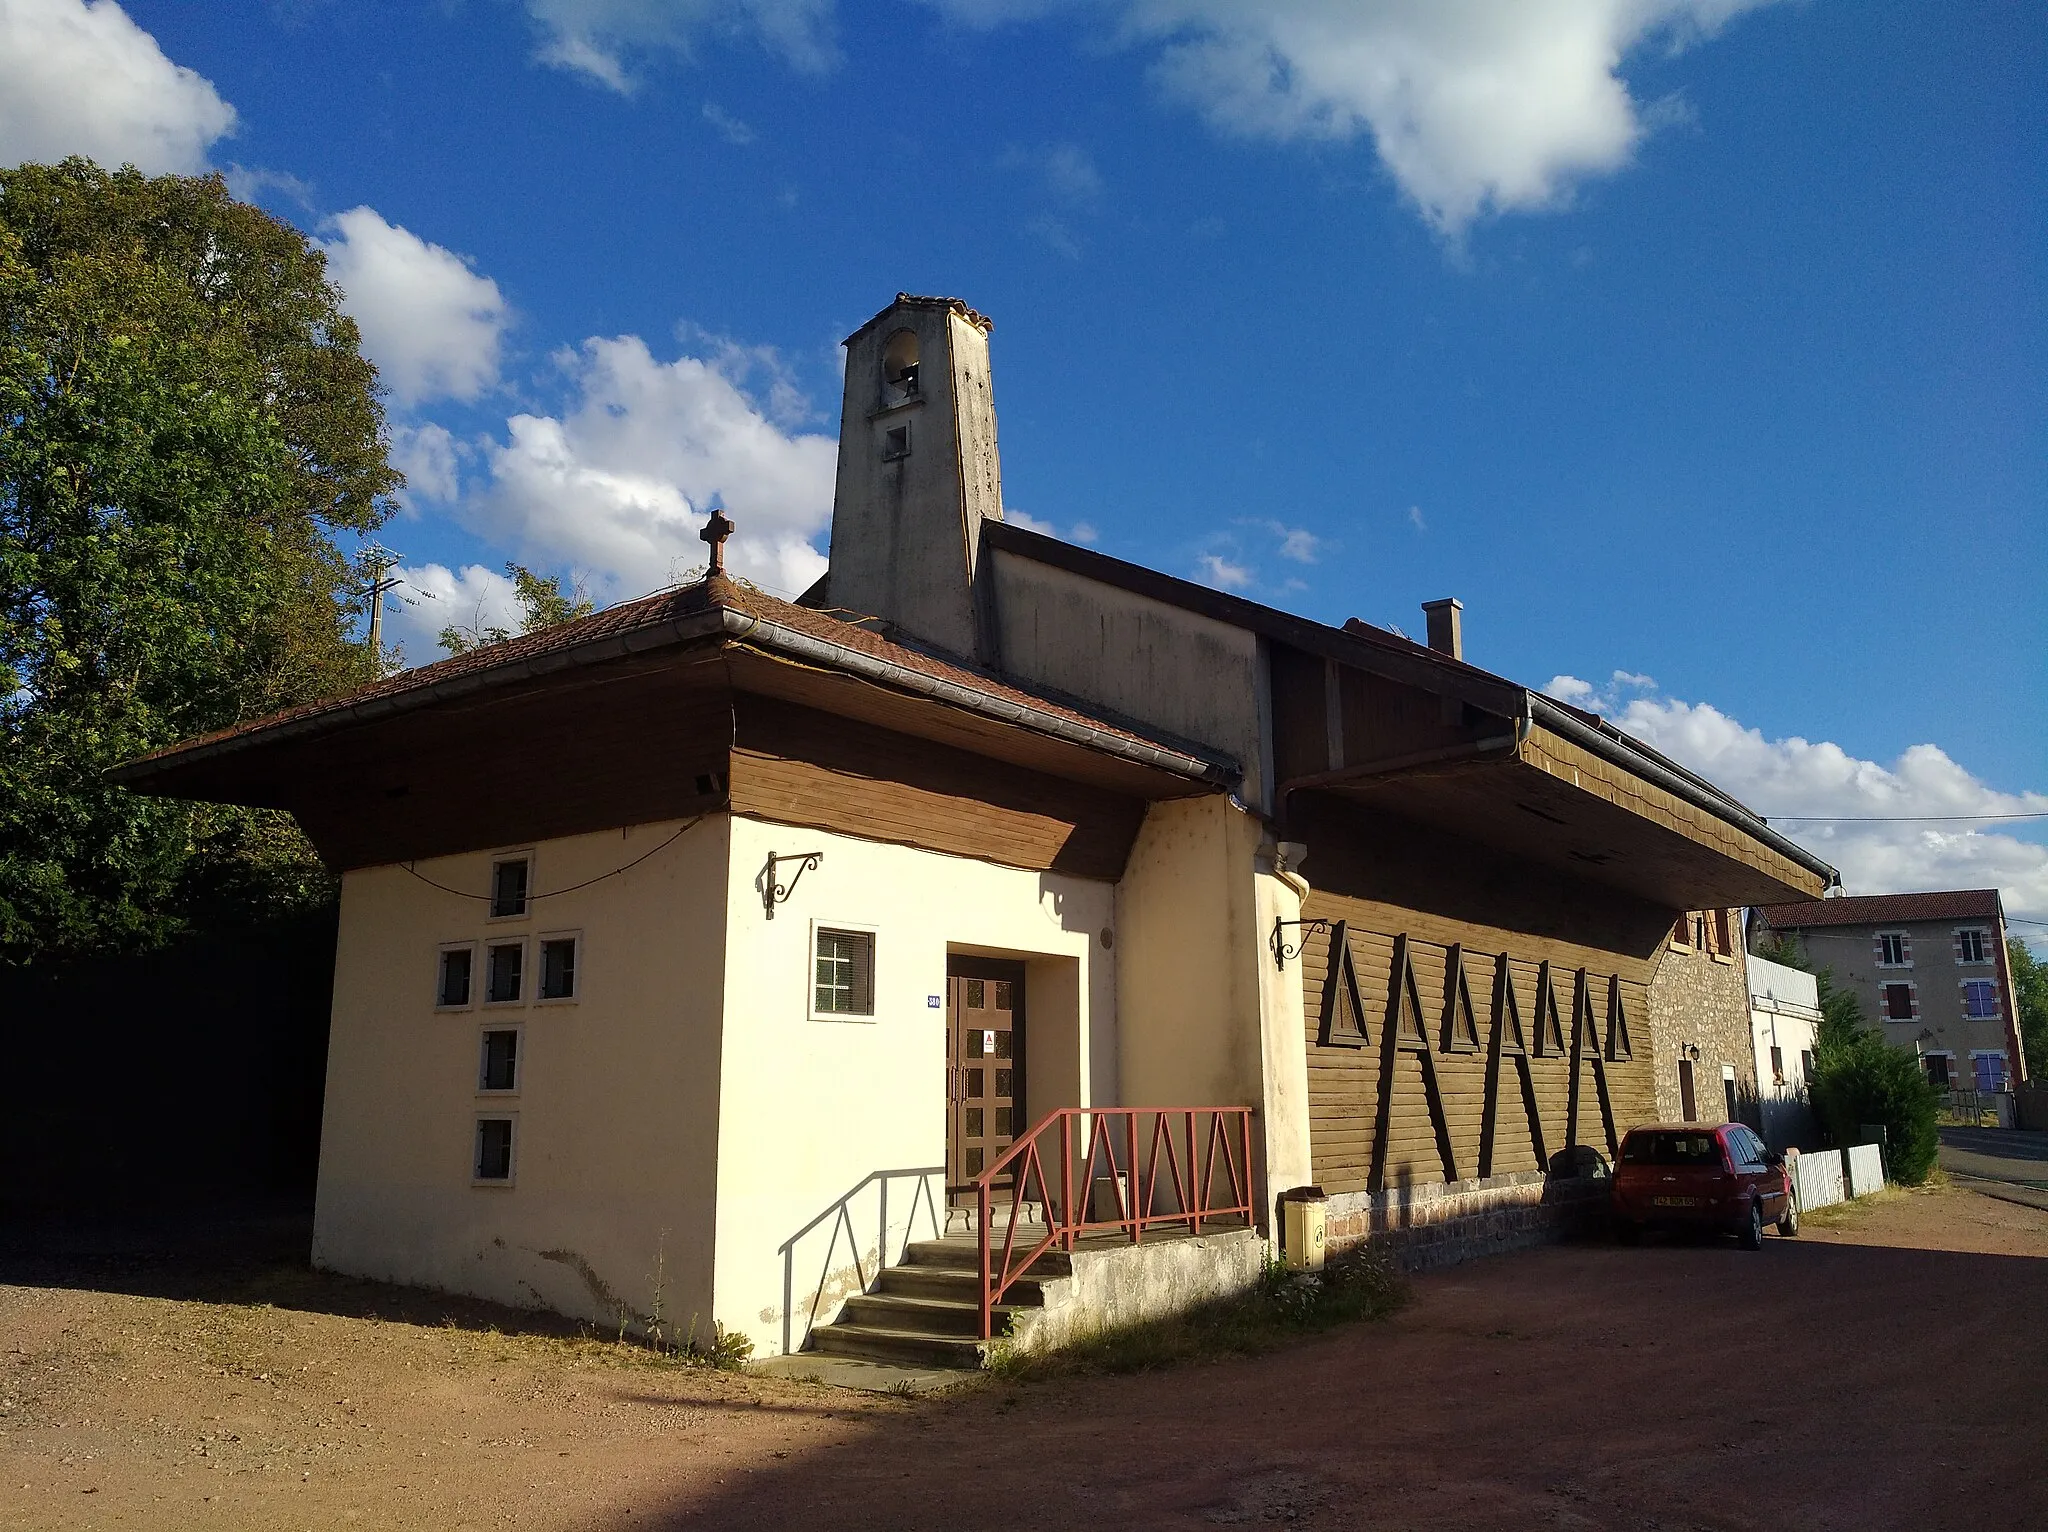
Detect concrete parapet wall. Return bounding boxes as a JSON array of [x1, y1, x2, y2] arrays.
[[1012, 1228, 1265, 1354], [1845, 1143, 1886, 1197], [1324, 1170, 1608, 1274], [1790, 1149, 1844, 1212]]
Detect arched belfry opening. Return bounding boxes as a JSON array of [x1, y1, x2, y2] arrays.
[[882, 328, 920, 403]]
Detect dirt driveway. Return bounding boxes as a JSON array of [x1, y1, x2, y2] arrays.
[[3, 1183, 2043, 1531]]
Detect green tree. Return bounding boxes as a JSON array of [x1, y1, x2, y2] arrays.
[[437, 563, 593, 655], [0, 159, 399, 965], [2010, 938, 2048, 1083]]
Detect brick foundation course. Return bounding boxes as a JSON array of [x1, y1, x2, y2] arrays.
[[1324, 1169, 1610, 1273]]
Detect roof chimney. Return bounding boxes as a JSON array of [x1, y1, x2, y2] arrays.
[[1421, 598, 1463, 661]]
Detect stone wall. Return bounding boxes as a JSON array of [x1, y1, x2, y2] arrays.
[[1323, 1170, 1609, 1273], [1646, 914, 1757, 1125]]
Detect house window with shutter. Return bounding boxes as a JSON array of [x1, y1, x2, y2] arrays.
[[1962, 979, 2000, 1020], [1881, 981, 1917, 1021], [1669, 915, 1694, 952], [1955, 927, 1990, 964], [812, 924, 876, 1019], [1876, 932, 1910, 968]]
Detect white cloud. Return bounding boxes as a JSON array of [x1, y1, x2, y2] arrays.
[[525, 0, 836, 92], [933, 0, 1778, 236], [1407, 504, 1426, 532], [380, 562, 524, 665], [389, 422, 463, 506], [1070, 521, 1100, 544], [0, 0, 236, 174], [462, 333, 835, 602], [1196, 552, 1253, 591], [702, 102, 756, 144], [1276, 525, 1319, 563], [1545, 673, 2048, 934], [1001, 141, 1103, 201], [318, 208, 510, 407], [1003, 508, 1058, 536]]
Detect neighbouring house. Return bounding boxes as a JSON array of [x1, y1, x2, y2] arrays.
[[1755, 890, 2025, 1095], [115, 294, 1837, 1365], [1644, 908, 1758, 1129], [1746, 953, 1821, 1149]]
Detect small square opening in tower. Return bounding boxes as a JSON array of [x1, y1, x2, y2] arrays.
[[882, 424, 911, 461]]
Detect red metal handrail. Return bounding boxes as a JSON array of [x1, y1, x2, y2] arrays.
[[973, 1106, 1256, 1340]]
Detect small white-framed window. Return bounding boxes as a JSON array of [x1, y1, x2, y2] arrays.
[[536, 933, 580, 1003], [478, 1026, 521, 1094], [1955, 927, 1991, 965], [474, 1114, 517, 1184], [1962, 978, 2001, 1020], [810, 921, 876, 1021], [484, 939, 526, 1005], [489, 854, 533, 920], [435, 943, 477, 1010], [1876, 931, 1910, 968]]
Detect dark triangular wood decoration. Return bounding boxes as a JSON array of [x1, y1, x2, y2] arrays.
[[1494, 957, 1528, 1058], [1388, 935, 1431, 1052], [1369, 935, 1458, 1191], [1479, 952, 1547, 1178], [1317, 921, 1369, 1049], [1604, 976, 1634, 1062], [1531, 961, 1566, 1057], [1439, 945, 1482, 1054], [1565, 968, 1619, 1158]]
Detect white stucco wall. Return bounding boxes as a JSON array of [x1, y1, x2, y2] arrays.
[[313, 816, 731, 1332], [1114, 796, 1311, 1232], [713, 815, 1117, 1357]]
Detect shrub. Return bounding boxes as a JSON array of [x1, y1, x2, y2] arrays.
[[1809, 1033, 1940, 1184]]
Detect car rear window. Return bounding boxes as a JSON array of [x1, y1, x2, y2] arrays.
[[1622, 1132, 1723, 1166]]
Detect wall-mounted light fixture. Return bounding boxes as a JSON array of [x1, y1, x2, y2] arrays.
[[759, 850, 822, 919], [1270, 917, 1330, 971]]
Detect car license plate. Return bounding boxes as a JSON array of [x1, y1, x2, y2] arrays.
[[1651, 1195, 1699, 1208]]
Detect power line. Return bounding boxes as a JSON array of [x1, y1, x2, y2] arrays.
[[1768, 811, 2048, 823]]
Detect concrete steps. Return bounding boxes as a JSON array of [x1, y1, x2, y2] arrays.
[[797, 1223, 1063, 1367]]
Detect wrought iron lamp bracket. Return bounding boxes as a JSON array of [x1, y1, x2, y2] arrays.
[[1270, 917, 1330, 970], [760, 851, 823, 919]]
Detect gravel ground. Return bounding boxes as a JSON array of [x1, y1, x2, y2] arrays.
[[2, 1181, 2043, 1531]]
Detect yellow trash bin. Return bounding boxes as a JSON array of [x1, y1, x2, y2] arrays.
[[1278, 1186, 1327, 1271]]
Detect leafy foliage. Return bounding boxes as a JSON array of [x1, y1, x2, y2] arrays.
[[437, 563, 593, 655], [0, 159, 398, 965], [2010, 938, 2048, 1083], [1808, 1032, 1941, 1184]]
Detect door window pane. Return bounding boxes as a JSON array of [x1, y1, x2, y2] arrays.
[[994, 981, 1014, 1011], [965, 979, 985, 1009]]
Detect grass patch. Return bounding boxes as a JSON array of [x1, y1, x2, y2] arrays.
[[983, 1251, 1407, 1382], [1799, 1176, 1945, 1229]]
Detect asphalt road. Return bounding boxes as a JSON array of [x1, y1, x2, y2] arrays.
[[1939, 1125, 2048, 1209]]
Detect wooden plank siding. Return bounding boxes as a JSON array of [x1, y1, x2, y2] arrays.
[[729, 697, 1147, 881], [1299, 914, 1657, 1196], [1517, 727, 1825, 899]]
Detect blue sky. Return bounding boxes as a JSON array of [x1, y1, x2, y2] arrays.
[[5, 0, 2045, 933]]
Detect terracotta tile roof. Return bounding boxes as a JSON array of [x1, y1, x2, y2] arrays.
[[120, 576, 1224, 778], [1757, 889, 2004, 929]]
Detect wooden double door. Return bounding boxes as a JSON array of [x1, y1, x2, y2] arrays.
[[946, 958, 1025, 1190]]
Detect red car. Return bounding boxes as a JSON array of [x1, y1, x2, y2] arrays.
[[1611, 1122, 1797, 1249]]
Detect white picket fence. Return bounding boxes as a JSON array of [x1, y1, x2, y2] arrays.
[[1789, 1142, 1888, 1213]]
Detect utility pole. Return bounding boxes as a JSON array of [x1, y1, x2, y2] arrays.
[[360, 547, 405, 661]]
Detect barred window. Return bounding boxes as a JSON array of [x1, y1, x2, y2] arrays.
[[814, 928, 875, 1017]]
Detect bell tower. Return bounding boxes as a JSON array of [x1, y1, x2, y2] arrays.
[[824, 294, 1002, 659]]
